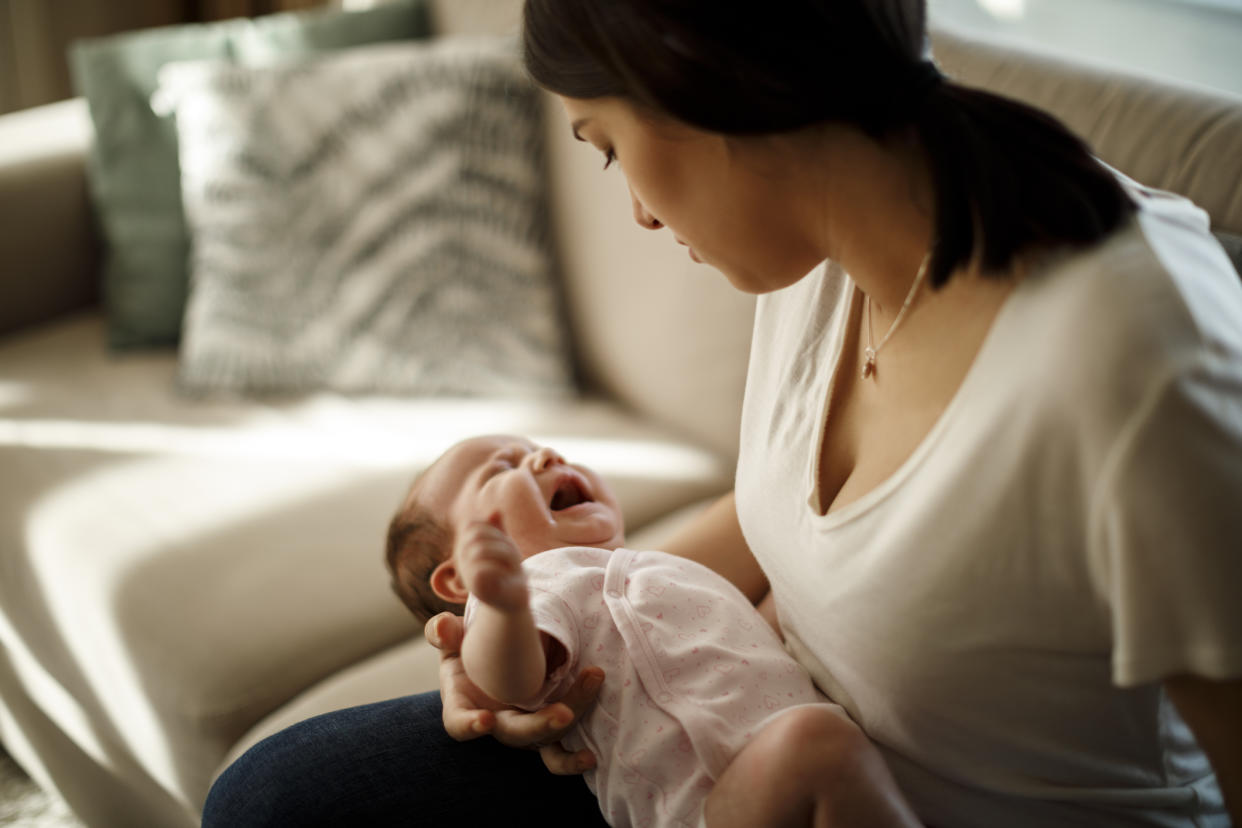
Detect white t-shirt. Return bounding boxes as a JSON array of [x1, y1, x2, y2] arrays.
[[736, 179, 1242, 827]]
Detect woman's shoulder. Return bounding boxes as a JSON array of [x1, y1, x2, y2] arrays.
[[1031, 182, 1241, 358], [1003, 182, 1242, 435]]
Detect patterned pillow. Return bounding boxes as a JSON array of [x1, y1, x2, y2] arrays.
[[69, 0, 432, 350], [158, 37, 576, 397]]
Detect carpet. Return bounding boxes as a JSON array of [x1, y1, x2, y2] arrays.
[[0, 746, 81, 827]]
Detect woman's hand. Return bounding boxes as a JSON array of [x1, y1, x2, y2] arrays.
[[425, 612, 604, 775]]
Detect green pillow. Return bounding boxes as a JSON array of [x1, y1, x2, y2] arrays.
[[69, 0, 432, 349]]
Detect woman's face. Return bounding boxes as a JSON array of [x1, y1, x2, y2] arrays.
[[559, 95, 826, 294]]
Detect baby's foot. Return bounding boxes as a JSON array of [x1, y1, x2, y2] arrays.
[[458, 521, 529, 613]]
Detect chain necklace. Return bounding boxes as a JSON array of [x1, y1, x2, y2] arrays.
[[861, 252, 931, 380]]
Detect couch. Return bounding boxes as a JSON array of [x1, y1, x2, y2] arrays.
[[2, 1, 1240, 824]]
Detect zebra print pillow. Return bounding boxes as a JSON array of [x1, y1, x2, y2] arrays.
[[159, 37, 575, 397]]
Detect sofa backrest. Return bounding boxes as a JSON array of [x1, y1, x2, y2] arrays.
[[932, 27, 1242, 236], [434, 0, 756, 461], [0, 98, 99, 337], [2, 2, 1237, 460], [437, 2, 1242, 460]]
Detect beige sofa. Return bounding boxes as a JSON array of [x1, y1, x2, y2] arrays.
[[2, 1, 1241, 825]]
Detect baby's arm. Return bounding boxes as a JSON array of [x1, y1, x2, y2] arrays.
[[458, 519, 553, 706]]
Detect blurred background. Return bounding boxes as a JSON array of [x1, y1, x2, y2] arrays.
[[927, 0, 1242, 97], [0, 0, 335, 116], [2, 0, 1242, 117], [2, 0, 1240, 118]]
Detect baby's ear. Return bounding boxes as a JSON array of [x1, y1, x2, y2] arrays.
[[429, 559, 469, 605]]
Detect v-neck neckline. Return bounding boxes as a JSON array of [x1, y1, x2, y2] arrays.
[[805, 270, 1026, 525]]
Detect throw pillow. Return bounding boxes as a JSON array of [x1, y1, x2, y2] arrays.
[[159, 37, 576, 398], [69, 0, 432, 349]]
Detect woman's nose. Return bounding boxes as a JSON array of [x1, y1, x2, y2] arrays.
[[630, 188, 662, 230], [527, 447, 565, 473]]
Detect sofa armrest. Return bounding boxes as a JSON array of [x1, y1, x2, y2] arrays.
[[0, 98, 100, 338]]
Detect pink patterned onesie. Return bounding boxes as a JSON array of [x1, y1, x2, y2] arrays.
[[465, 546, 837, 828]]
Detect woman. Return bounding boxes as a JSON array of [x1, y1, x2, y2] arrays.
[[204, 0, 1242, 825]]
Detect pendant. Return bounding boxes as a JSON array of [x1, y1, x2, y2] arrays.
[[862, 348, 877, 379]]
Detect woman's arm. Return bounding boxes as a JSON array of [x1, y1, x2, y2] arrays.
[[661, 491, 769, 604], [1165, 674, 1242, 823]]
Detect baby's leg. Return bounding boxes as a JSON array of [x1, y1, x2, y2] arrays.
[[702, 705, 921, 828]]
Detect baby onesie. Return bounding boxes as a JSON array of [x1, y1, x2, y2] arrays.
[[466, 546, 837, 828]]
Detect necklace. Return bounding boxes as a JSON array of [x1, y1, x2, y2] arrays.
[[862, 252, 931, 380]]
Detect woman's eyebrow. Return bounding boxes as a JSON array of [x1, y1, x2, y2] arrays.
[[571, 117, 591, 142]]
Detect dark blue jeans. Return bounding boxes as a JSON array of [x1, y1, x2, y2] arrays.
[[202, 691, 608, 827]]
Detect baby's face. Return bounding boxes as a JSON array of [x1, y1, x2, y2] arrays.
[[411, 435, 625, 560]]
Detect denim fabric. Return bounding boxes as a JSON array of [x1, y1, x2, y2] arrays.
[[202, 691, 608, 827]]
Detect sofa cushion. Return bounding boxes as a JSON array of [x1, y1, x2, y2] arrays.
[[158, 37, 573, 398], [68, 0, 432, 349], [0, 312, 731, 817]]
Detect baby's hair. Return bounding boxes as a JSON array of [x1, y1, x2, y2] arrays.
[[385, 495, 464, 624]]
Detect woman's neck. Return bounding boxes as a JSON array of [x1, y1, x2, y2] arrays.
[[798, 126, 945, 330]]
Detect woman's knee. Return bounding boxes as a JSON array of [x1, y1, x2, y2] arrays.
[[202, 691, 608, 828], [203, 717, 334, 827], [202, 693, 448, 827]]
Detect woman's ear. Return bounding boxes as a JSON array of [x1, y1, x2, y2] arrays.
[[430, 559, 469, 605]]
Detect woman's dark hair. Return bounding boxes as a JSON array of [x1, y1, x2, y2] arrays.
[[523, 0, 1134, 288]]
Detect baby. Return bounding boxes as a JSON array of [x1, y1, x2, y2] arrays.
[[385, 435, 883, 828]]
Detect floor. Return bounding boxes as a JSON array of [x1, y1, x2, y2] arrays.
[[0, 747, 81, 828]]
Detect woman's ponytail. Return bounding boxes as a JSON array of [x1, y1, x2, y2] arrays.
[[914, 78, 1134, 287], [523, 0, 1137, 288]]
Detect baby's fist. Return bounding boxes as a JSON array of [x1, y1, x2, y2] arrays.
[[458, 520, 529, 613]]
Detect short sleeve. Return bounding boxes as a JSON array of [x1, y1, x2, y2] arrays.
[[517, 584, 581, 710], [461, 586, 579, 711], [1092, 359, 1242, 687]]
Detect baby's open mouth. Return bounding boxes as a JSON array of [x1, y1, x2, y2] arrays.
[[550, 476, 593, 511]]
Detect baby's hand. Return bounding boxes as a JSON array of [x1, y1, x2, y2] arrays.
[[457, 517, 529, 613]]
